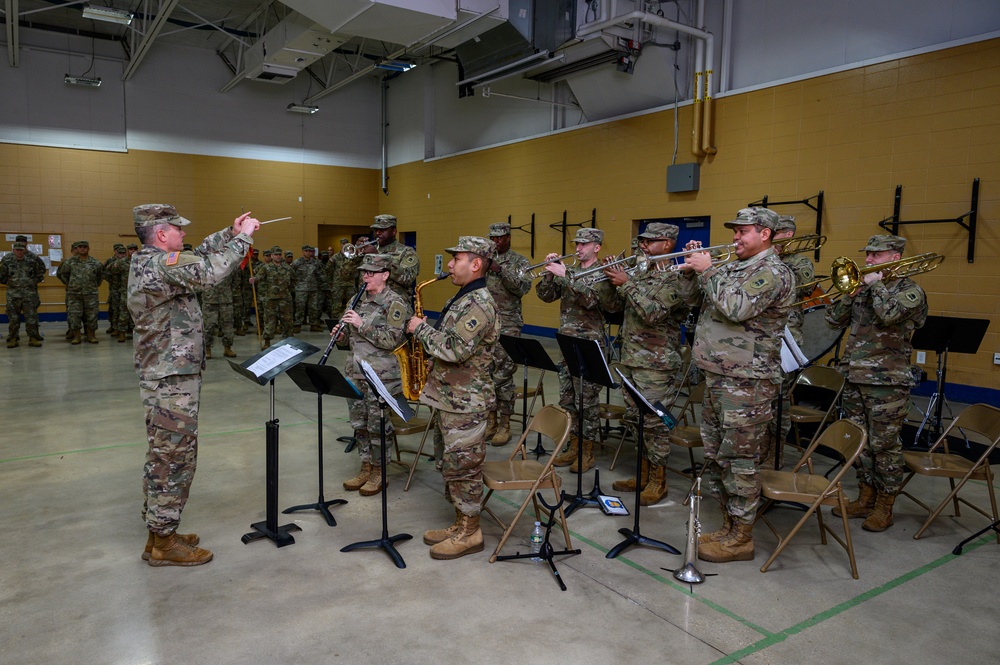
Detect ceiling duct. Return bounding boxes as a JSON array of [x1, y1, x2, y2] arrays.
[[245, 13, 346, 84]]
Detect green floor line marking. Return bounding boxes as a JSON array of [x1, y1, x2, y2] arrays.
[[708, 534, 995, 665]]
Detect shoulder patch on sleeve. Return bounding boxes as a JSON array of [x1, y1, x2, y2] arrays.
[[400, 252, 418, 268], [744, 269, 776, 295], [387, 301, 406, 328], [166, 252, 179, 266], [900, 284, 924, 307], [456, 303, 489, 342], [165, 252, 202, 269]]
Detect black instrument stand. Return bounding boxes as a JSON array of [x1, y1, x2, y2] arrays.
[[340, 362, 414, 569], [555, 333, 617, 517], [499, 334, 559, 459], [606, 369, 681, 559], [283, 363, 360, 526], [229, 338, 319, 548], [495, 492, 581, 591]]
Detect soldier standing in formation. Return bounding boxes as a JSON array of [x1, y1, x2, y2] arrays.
[[104, 244, 126, 335], [600, 223, 688, 506], [128, 204, 259, 567], [827, 234, 927, 532], [1, 241, 45, 347], [337, 254, 412, 496], [250, 247, 266, 333], [679, 207, 794, 564], [292, 245, 324, 332], [483, 222, 532, 446], [536, 227, 613, 473], [57, 240, 104, 344], [202, 269, 237, 359], [408, 237, 499, 560], [360, 215, 419, 301], [327, 238, 354, 321], [252, 247, 295, 348], [317, 249, 331, 322]]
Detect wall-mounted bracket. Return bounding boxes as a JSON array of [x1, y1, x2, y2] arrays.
[[878, 179, 979, 263], [748, 191, 825, 261], [549, 208, 597, 256], [508, 214, 536, 258]]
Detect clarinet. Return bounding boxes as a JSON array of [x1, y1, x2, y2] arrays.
[[318, 283, 366, 366]]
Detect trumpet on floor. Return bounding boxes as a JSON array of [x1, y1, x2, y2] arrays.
[[573, 243, 736, 282], [517, 254, 577, 279], [794, 252, 944, 306]]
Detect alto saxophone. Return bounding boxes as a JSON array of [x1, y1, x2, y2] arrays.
[[393, 272, 450, 400]]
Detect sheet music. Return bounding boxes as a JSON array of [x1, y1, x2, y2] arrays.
[[780, 326, 810, 373], [247, 343, 303, 377], [615, 369, 662, 417], [360, 360, 408, 420]]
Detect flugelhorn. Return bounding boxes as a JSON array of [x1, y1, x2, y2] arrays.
[[673, 477, 707, 584], [773, 233, 827, 255], [793, 252, 944, 306], [342, 239, 378, 258], [518, 254, 577, 279]]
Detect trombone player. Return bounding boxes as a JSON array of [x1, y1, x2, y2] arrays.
[[826, 234, 927, 532]]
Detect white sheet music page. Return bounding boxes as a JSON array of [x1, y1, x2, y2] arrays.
[[247, 344, 302, 377], [780, 325, 810, 373], [360, 360, 408, 420]]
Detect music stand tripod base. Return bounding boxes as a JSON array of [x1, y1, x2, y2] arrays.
[[494, 492, 581, 591], [242, 521, 301, 547]]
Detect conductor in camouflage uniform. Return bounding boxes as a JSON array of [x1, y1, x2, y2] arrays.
[[678, 207, 794, 563], [57, 240, 104, 344], [337, 254, 412, 497], [1, 241, 45, 347], [361, 215, 419, 302], [292, 245, 324, 332], [600, 223, 688, 506], [536, 227, 613, 473], [484, 221, 532, 446], [827, 234, 927, 532], [128, 203, 260, 567], [408, 236, 499, 560]]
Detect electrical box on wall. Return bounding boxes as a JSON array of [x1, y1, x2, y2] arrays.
[[667, 163, 700, 192]]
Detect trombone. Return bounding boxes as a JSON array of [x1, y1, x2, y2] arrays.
[[794, 252, 944, 306], [574, 243, 737, 282], [342, 238, 378, 258], [518, 253, 578, 279], [773, 233, 827, 255]]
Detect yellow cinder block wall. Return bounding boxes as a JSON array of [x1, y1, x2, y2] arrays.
[[380, 38, 1000, 392]]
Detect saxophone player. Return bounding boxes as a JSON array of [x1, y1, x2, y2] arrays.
[[337, 254, 412, 496], [406, 237, 499, 560]]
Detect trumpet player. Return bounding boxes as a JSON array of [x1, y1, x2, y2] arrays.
[[599, 223, 688, 506], [360, 215, 420, 301], [484, 222, 532, 445], [536, 228, 613, 473], [825, 234, 927, 532], [678, 207, 794, 564], [337, 254, 412, 496], [407, 237, 499, 560]]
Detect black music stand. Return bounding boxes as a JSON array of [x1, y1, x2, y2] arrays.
[[911, 316, 989, 447], [282, 363, 360, 526], [606, 369, 681, 559], [340, 360, 414, 569], [229, 337, 320, 548], [555, 333, 617, 517], [499, 334, 559, 458], [494, 492, 581, 591]]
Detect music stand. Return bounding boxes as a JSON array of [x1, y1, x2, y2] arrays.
[[340, 360, 414, 569], [911, 316, 989, 447], [494, 492, 581, 591], [229, 337, 320, 548], [282, 363, 360, 526], [605, 369, 681, 559], [555, 333, 617, 517], [499, 334, 559, 458]]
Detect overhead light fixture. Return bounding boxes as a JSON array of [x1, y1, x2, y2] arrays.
[[375, 59, 416, 73], [81, 4, 134, 25], [65, 74, 102, 87], [286, 103, 319, 114]]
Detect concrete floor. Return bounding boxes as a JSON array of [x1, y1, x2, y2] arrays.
[[1, 322, 996, 665]]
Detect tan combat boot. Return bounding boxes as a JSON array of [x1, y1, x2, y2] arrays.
[[613, 458, 650, 493], [569, 439, 595, 474], [71, 331, 82, 345], [223, 346, 237, 358], [862, 493, 896, 532], [491, 413, 512, 446], [430, 514, 484, 560], [484, 411, 498, 441], [85, 328, 98, 343], [28, 337, 42, 347], [205, 346, 212, 359], [343, 461, 373, 491], [359, 467, 384, 496], [262, 337, 271, 350], [832, 480, 876, 519], [423, 509, 463, 545], [639, 464, 669, 506], [142, 531, 200, 561], [148, 532, 213, 567], [552, 435, 580, 467], [699, 511, 734, 545], [6, 337, 16, 348], [117, 331, 127, 343], [65, 328, 74, 340], [309, 324, 324, 332], [698, 521, 755, 563]]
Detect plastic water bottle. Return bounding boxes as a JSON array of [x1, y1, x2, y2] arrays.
[[529, 521, 544, 562]]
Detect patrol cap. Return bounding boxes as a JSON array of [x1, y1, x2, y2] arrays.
[[319, 250, 329, 257], [445, 236, 496, 260], [270, 246, 282, 255], [15, 235, 28, 242], [861, 234, 906, 253], [489, 222, 511, 237], [637, 222, 679, 240], [251, 248, 259, 255], [340, 238, 349, 245], [359, 254, 392, 272], [114, 243, 125, 251], [133, 203, 191, 228], [572, 228, 604, 244], [774, 215, 797, 233], [127, 243, 138, 250], [182, 243, 193, 251], [284, 251, 293, 257], [73, 240, 90, 248], [12, 242, 26, 250], [371, 214, 397, 229], [302, 244, 314, 251], [723, 207, 779, 230]]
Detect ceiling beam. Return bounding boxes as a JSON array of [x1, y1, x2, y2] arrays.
[[5, 0, 18, 67], [122, 0, 180, 81]]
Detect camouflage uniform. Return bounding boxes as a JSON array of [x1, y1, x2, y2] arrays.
[[202, 270, 236, 350], [485, 223, 532, 418], [328, 244, 354, 320], [825, 235, 927, 496], [370, 215, 420, 302], [127, 203, 252, 536], [104, 245, 126, 331], [414, 237, 499, 518], [317, 251, 331, 320], [291, 246, 323, 329], [677, 209, 794, 527], [57, 241, 104, 336], [116, 244, 140, 336], [0, 242, 45, 344], [248, 252, 265, 331], [256, 248, 295, 342]]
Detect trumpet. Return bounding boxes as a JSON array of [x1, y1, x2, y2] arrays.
[[342, 239, 378, 258], [773, 233, 827, 255], [793, 252, 944, 306], [672, 477, 707, 584], [578, 243, 738, 282], [518, 253, 578, 279]]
